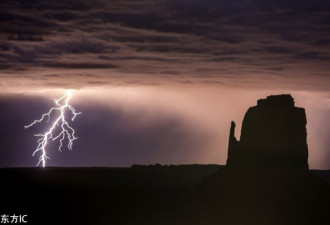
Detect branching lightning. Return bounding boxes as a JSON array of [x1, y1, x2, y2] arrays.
[[25, 90, 81, 167]]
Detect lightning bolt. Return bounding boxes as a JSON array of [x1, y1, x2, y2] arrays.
[[25, 90, 81, 167]]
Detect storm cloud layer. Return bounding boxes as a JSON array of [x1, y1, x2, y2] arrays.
[[1, 1, 330, 169], [1, 0, 330, 89]]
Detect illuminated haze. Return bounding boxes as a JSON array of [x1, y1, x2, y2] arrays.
[[0, 0, 330, 169]]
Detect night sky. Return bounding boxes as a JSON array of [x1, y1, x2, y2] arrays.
[[0, 0, 330, 169]]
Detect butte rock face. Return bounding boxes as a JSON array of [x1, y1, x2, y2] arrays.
[[178, 94, 330, 225], [227, 94, 309, 170]]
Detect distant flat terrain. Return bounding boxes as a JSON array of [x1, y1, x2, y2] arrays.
[[0, 165, 220, 225], [0, 165, 329, 225]]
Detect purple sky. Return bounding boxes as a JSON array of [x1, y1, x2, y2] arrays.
[[0, 0, 330, 168]]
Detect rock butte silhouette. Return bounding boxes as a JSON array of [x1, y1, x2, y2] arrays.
[[227, 94, 308, 170], [180, 94, 330, 225]]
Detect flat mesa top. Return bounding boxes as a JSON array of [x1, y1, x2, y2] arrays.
[[257, 94, 295, 108]]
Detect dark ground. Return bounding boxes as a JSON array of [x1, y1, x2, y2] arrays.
[[1, 165, 329, 225]]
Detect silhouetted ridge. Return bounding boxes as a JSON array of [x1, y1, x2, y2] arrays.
[[227, 94, 308, 170]]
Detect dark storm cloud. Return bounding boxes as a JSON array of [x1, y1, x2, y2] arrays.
[[8, 35, 45, 42], [37, 40, 109, 55], [0, 12, 57, 29], [294, 51, 330, 61], [1, 0, 330, 88], [43, 11, 78, 22], [309, 38, 330, 47], [110, 35, 178, 43], [0, 12, 57, 36], [42, 62, 118, 69], [263, 46, 296, 54], [98, 55, 179, 63]]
